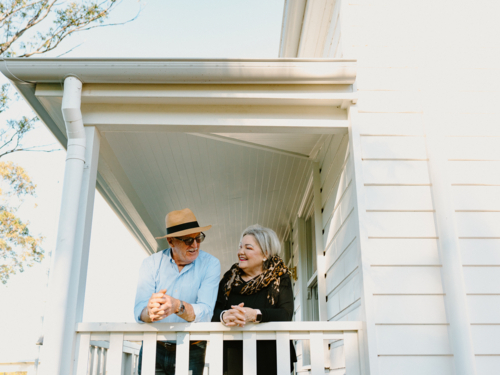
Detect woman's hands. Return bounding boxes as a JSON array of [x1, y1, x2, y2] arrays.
[[222, 303, 259, 327]]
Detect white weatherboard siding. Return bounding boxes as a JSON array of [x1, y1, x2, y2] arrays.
[[280, 0, 500, 373], [320, 134, 362, 373], [339, 1, 500, 374]]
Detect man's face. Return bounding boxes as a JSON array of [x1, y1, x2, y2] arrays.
[[169, 232, 202, 266]]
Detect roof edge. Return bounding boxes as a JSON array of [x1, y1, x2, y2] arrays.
[[0, 57, 356, 85]]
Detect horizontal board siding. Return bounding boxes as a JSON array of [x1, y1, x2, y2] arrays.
[[376, 325, 452, 355], [374, 295, 447, 324], [472, 325, 500, 355], [442, 113, 500, 137], [371, 267, 444, 294], [446, 137, 500, 161], [461, 239, 500, 265], [356, 67, 420, 91], [363, 160, 430, 185], [321, 135, 348, 186], [361, 136, 427, 160], [476, 356, 500, 375], [366, 212, 437, 238], [365, 186, 434, 211], [456, 212, 500, 237], [378, 356, 453, 375], [452, 186, 500, 211], [467, 295, 500, 324], [448, 161, 500, 185], [369, 238, 440, 265], [357, 91, 422, 113], [464, 267, 500, 294], [357, 113, 424, 136]]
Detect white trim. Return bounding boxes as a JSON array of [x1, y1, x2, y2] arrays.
[[423, 111, 477, 374], [188, 133, 311, 160], [348, 105, 377, 375], [76, 321, 363, 332], [0, 58, 356, 84]]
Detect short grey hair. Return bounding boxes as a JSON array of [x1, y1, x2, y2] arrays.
[[240, 224, 281, 258]]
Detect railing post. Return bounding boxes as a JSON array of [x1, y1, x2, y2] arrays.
[[209, 332, 224, 375], [344, 331, 361, 375], [309, 332, 324, 375], [276, 332, 291, 375], [243, 332, 257, 375], [107, 333, 124, 375], [142, 332, 157, 375], [175, 332, 190, 375], [75, 333, 91, 375]]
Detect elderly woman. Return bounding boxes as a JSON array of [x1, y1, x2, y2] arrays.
[[212, 224, 296, 375]]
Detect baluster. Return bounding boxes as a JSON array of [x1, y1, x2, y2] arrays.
[[309, 332, 324, 375], [243, 331, 257, 375], [142, 332, 157, 375], [76, 333, 91, 375], [209, 332, 223, 375], [96, 347, 102, 375], [107, 332, 124, 375], [175, 332, 190, 375], [89, 346, 96, 375], [102, 349, 108, 375], [344, 331, 361, 375], [276, 332, 291, 375]]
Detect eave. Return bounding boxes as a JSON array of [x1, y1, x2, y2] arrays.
[[0, 58, 357, 258]]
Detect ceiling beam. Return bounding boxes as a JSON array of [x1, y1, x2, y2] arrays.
[[188, 133, 311, 160]]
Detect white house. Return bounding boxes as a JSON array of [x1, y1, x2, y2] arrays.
[[1, 0, 499, 375]]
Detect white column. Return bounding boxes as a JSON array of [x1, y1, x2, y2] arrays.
[[40, 126, 100, 375], [424, 119, 477, 375]]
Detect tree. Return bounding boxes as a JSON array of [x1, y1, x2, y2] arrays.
[[0, 0, 137, 284]]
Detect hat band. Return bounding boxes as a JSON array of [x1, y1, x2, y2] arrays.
[[166, 221, 200, 235]]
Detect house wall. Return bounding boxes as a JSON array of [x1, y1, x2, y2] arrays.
[[320, 134, 361, 374], [286, 0, 500, 373]]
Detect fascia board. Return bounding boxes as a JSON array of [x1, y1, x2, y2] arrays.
[[279, 0, 308, 58], [0, 57, 356, 84]]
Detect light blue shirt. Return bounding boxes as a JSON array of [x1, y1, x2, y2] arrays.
[[134, 248, 220, 323]]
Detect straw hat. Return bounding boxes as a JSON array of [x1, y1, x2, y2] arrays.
[[156, 208, 212, 239]]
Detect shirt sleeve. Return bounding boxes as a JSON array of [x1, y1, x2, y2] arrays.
[[260, 274, 294, 322], [134, 256, 156, 323], [211, 279, 227, 322], [191, 256, 221, 322]]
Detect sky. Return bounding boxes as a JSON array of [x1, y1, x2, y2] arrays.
[[0, 0, 285, 361]]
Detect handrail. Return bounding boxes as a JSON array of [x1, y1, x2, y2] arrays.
[[74, 322, 363, 375]]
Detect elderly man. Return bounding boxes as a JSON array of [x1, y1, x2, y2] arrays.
[[134, 208, 221, 375]]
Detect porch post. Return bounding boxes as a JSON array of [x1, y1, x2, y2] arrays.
[[41, 126, 100, 375], [423, 118, 477, 375]]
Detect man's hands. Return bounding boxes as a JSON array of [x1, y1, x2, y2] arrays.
[[142, 289, 180, 323], [222, 303, 259, 327]]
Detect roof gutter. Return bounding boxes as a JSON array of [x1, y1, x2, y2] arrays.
[[0, 57, 356, 84]]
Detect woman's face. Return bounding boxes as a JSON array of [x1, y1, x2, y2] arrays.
[[238, 235, 267, 276]]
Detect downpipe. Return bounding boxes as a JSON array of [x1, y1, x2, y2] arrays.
[[41, 77, 86, 375]]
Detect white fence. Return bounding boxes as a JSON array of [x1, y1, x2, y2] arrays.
[[74, 322, 363, 375]]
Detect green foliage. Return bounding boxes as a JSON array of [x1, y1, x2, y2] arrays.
[[0, 0, 137, 283], [0, 161, 43, 284], [0, 0, 127, 57]]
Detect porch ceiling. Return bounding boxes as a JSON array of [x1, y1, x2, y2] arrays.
[[0, 58, 355, 264], [103, 131, 315, 273]]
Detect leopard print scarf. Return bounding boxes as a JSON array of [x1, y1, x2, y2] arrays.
[[222, 255, 289, 306]]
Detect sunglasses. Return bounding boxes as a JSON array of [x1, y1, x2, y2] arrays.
[[174, 232, 206, 246]]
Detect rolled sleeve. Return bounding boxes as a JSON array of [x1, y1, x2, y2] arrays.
[[191, 256, 221, 322], [134, 257, 155, 323]]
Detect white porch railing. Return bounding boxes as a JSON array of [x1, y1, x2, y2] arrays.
[[74, 322, 363, 375]]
